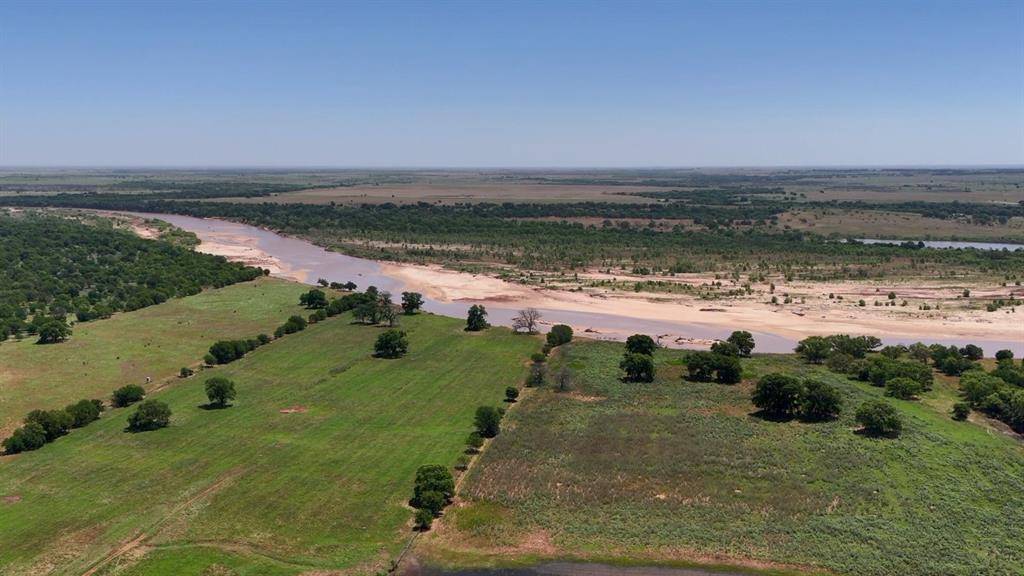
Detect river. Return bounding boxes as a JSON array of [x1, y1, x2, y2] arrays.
[[128, 213, 1024, 355], [858, 238, 1024, 251]]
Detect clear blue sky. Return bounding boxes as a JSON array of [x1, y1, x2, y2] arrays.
[[2, 0, 1022, 167]]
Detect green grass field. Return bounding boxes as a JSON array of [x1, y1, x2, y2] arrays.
[[0, 308, 538, 575], [0, 277, 309, 434], [424, 341, 1024, 576]]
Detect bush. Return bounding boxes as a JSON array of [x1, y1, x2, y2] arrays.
[[465, 305, 489, 331], [276, 315, 308, 337], [179, 367, 194, 378], [2, 422, 47, 454], [960, 344, 984, 361], [299, 289, 328, 309], [111, 384, 146, 407], [205, 376, 237, 407], [685, 351, 740, 383], [795, 336, 831, 364], [413, 464, 454, 505], [208, 339, 257, 364], [546, 324, 573, 347], [530, 352, 546, 363], [885, 377, 924, 400], [65, 399, 102, 428], [374, 329, 409, 358], [800, 380, 842, 421], [961, 371, 1005, 406], [454, 454, 471, 471], [257, 333, 271, 345], [855, 400, 903, 437], [203, 353, 217, 366], [465, 431, 484, 453], [474, 406, 502, 438], [620, 352, 655, 382], [751, 373, 803, 419], [625, 334, 657, 356], [416, 490, 446, 517], [505, 386, 520, 402], [951, 402, 971, 421], [127, 400, 172, 432], [713, 354, 742, 384], [995, 349, 1014, 362], [525, 363, 546, 387], [826, 352, 856, 374], [414, 508, 434, 530], [710, 340, 740, 357], [726, 330, 755, 357]]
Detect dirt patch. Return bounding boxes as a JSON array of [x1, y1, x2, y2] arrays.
[[566, 392, 606, 403], [279, 406, 309, 414], [2, 494, 22, 504]]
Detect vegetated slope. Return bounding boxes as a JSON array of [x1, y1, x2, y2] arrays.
[[0, 277, 307, 433], [425, 341, 1024, 576], [0, 312, 536, 575]]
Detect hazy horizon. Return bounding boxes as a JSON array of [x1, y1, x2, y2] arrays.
[[2, 0, 1022, 167]]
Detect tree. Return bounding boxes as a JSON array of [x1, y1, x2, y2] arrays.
[[800, 380, 842, 421], [620, 352, 655, 382], [751, 373, 804, 419], [713, 354, 742, 384], [36, 319, 71, 344], [512, 308, 542, 334], [65, 399, 102, 428], [555, 366, 573, 392], [205, 376, 237, 407], [526, 362, 546, 387], [474, 406, 502, 437], [885, 377, 924, 400], [111, 384, 146, 407], [855, 400, 903, 437], [726, 331, 755, 357], [2, 422, 47, 454], [465, 305, 489, 331], [961, 371, 1005, 406], [826, 352, 856, 374], [685, 351, 716, 382], [417, 490, 446, 517], [414, 508, 434, 530], [413, 464, 455, 504], [959, 344, 984, 361], [546, 324, 573, 347], [951, 402, 971, 421], [179, 367, 194, 378], [465, 431, 484, 453], [401, 292, 424, 314], [299, 289, 327, 309], [374, 329, 409, 358], [127, 399, 172, 432], [995, 349, 1014, 362], [710, 340, 740, 357], [625, 334, 656, 356], [505, 386, 520, 402], [795, 336, 831, 364], [25, 409, 74, 442]]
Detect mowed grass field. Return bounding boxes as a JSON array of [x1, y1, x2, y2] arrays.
[[0, 309, 538, 575], [0, 277, 308, 434], [423, 341, 1024, 576]]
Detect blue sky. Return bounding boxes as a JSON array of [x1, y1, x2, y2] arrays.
[[2, 0, 1022, 167]]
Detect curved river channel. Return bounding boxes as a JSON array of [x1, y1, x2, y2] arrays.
[[131, 213, 1023, 356]]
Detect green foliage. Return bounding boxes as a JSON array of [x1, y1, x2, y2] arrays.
[[179, 367, 194, 378], [204, 377, 237, 407], [373, 329, 409, 358], [625, 334, 656, 356], [709, 340, 740, 357], [36, 319, 72, 344], [995, 349, 1014, 362], [208, 338, 261, 364], [726, 330, 755, 357], [505, 386, 519, 402], [685, 351, 740, 383], [751, 373, 803, 419], [2, 422, 47, 454], [959, 344, 984, 361], [126, 399, 172, 432], [111, 384, 146, 408], [466, 431, 484, 453], [855, 400, 903, 437], [401, 291, 424, 314], [474, 406, 502, 438], [619, 352, 655, 382], [546, 324, 573, 347], [299, 289, 327, 309], [274, 315, 308, 338], [24, 409, 74, 442], [825, 352, 856, 374], [800, 380, 843, 421], [465, 305, 489, 331], [64, 399, 102, 428], [526, 362, 546, 388], [412, 464, 455, 515], [795, 336, 831, 364], [885, 377, 925, 400], [951, 402, 971, 421], [414, 508, 434, 530]]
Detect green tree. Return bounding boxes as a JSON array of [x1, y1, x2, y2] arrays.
[[625, 334, 657, 356], [474, 406, 502, 438], [25, 409, 74, 442], [713, 354, 742, 384], [620, 352, 655, 382], [855, 400, 903, 437], [995, 349, 1014, 362], [685, 351, 716, 382], [65, 399, 102, 428], [951, 402, 971, 421], [465, 431, 484, 453], [127, 399, 172, 432], [751, 373, 804, 419], [2, 422, 48, 454], [546, 324, 573, 347], [885, 377, 924, 400], [795, 336, 831, 364], [374, 329, 409, 358], [413, 464, 455, 503], [401, 291, 424, 314], [505, 386, 520, 402], [205, 376, 237, 407], [299, 289, 327, 309], [414, 508, 434, 530], [960, 344, 984, 361], [726, 330, 755, 357], [36, 319, 71, 344], [710, 340, 740, 357], [465, 305, 490, 331], [800, 380, 842, 421]]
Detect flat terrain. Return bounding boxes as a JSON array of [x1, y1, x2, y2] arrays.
[[420, 341, 1024, 576], [0, 277, 308, 435], [777, 209, 1024, 242], [0, 307, 537, 575]]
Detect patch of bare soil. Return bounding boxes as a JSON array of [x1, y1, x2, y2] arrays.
[[2, 494, 22, 504], [279, 406, 309, 414]]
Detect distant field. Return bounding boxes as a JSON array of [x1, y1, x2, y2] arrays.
[[778, 209, 1024, 242], [0, 309, 537, 575], [421, 341, 1024, 576], [0, 278, 308, 434]]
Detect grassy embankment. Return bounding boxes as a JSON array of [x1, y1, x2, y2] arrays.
[[0, 277, 308, 434], [0, 296, 537, 575], [422, 341, 1024, 576]]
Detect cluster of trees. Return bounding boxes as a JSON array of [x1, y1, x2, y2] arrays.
[[751, 374, 842, 421], [683, 331, 755, 384], [958, 356, 1024, 431], [0, 213, 263, 343], [620, 334, 657, 382], [206, 334, 271, 365], [126, 400, 172, 432], [274, 315, 308, 338], [546, 324, 573, 347], [2, 398, 104, 454], [409, 465, 455, 530], [796, 334, 882, 364]]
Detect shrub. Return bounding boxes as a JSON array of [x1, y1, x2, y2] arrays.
[[474, 406, 502, 438], [961, 371, 1005, 406], [546, 324, 573, 347], [826, 352, 856, 374], [413, 464, 455, 504], [203, 353, 217, 366], [179, 367, 194, 378], [713, 354, 742, 384], [620, 352, 655, 382], [465, 305, 489, 331], [530, 352, 546, 363], [959, 344, 984, 361], [127, 400, 172, 432], [257, 333, 271, 345], [277, 315, 308, 337], [525, 363, 546, 387], [299, 289, 328, 309], [685, 351, 716, 381], [726, 330, 755, 357], [454, 454, 471, 471], [951, 402, 971, 421], [2, 422, 47, 454], [505, 386, 520, 402], [885, 377, 924, 400], [374, 329, 409, 358], [710, 340, 740, 357], [856, 400, 903, 437], [65, 399, 102, 428], [465, 431, 484, 453], [800, 380, 842, 421], [625, 334, 657, 356], [995, 349, 1014, 362], [205, 376, 237, 407], [111, 384, 146, 407], [25, 409, 74, 442], [751, 373, 803, 419], [795, 336, 831, 364], [414, 508, 434, 530]]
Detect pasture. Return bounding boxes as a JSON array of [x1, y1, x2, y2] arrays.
[[423, 341, 1024, 576]]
